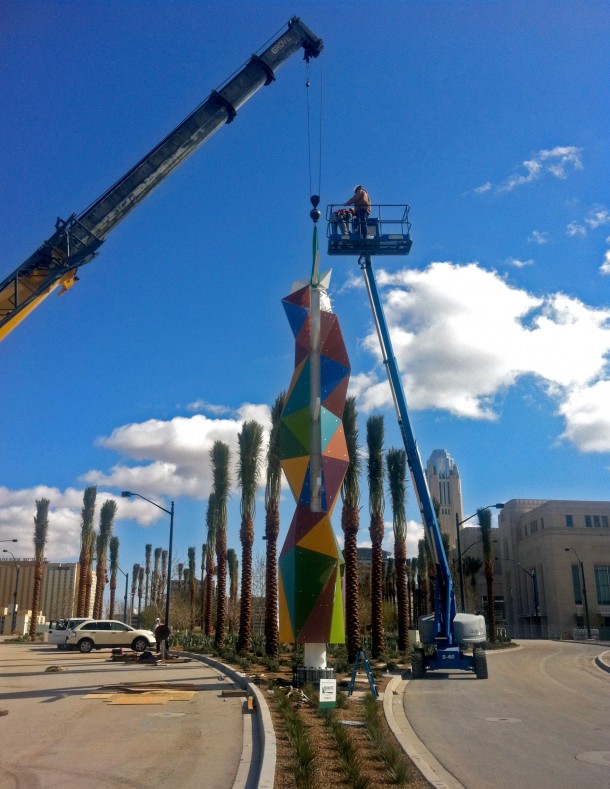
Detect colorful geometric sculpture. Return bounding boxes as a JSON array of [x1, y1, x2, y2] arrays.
[[278, 275, 350, 644]]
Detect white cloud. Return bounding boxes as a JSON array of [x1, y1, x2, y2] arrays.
[[476, 146, 583, 194], [528, 231, 548, 245], [507, 258, 535, 268], [355, 262, 610, 450], [600, 249, 610, 276], [567, 221, 587, 237], [558, 382, 610, 452], [0, 486, 120, 562], [82, 405, 272, 502]]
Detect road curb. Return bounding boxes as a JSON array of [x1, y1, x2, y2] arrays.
[[595, 650, 610, 674], [179, 652, 275, 789], [384, 674, 466, 789]]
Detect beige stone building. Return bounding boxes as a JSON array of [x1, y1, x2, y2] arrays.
[[426, 449, 464, 550], [497, 499, 610, 640], [0, 558, 95, 634]]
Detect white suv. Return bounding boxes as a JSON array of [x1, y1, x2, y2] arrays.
[[65, 620, 156, 653]]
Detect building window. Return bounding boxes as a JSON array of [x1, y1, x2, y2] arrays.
[[540, 517, 544, 530], [566, 514, 574, 528], [571, 565, 582, 604], [585, 515, 592, 528], [593, 515, 601, 528], [594, 566, 610, 605], [530, 520, 538, 534], [602, 516, 609, 529]]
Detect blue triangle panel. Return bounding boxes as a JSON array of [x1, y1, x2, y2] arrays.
[[283, 300, 309, 339], [320, 356, 350, 400]]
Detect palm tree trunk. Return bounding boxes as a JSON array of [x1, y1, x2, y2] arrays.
[[395, 541, 408, 650], [215, 529, 227, 648], [237, 514, 254, 652], [370, 513, 385, 658], [342, 503, 361, 662], [264, 503, 280, 659]]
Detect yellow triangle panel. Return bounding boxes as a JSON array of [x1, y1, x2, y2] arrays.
[[281, 455, 310, 500], [297, 514, 342, 559], [278, 575, 295, 642]]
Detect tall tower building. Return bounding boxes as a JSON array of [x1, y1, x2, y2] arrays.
[[426, 449, 464, 550]]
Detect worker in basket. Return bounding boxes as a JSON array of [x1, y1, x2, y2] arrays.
[[345, 185, 371, 238], [331, 207, 354, 235]]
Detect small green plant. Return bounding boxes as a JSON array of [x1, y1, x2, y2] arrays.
[[363, 693, 412, 784], [319, 707, 370, 789], [273, 688, 316, 788]]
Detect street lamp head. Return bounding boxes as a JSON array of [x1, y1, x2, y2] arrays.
[[121, 491, 133, 498], [494, 503, 505, 509]]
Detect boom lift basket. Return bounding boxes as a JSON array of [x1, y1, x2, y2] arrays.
[[326, 204, 412, 256]]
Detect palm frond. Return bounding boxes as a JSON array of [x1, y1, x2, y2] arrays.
[[238, 420, 264, 517], [265, 393, 285, 510], [386, 447, 407, 542], [341, 396, 360, 507], [366, 415, 385, 517], [33, 498, 50, 561]]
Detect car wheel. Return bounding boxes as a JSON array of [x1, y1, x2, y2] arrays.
[[78, 638, 94, 654], [132, 637, 149, 652]]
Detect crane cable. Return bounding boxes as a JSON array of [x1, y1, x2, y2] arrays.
[[305, 54, 323, 200], [305, 54, 324, 284]]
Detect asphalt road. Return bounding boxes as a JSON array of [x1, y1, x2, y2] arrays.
[[0, 642, 244, 789], [403, 640, 610, 789]]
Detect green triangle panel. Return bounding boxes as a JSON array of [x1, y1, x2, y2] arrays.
[[329, 567, 346, 643], [320, 357, 350, 402], [322, 373, 350, 417], [320, 407, 342, 452], [283, 358, 310, 416], [282, 284, 310, 309], [296, 566, 338, 642], [278, 549, 297, 636], [290, 546, 338, 635], [279, 419, 309, 461], [282, 406, 310, 452], [283, 300, 308, 339]]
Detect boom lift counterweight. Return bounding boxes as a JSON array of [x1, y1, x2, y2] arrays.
[[0, 17, 323, 341]]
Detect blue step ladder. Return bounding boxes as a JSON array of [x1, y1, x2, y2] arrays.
[[348, 649, 378, 698]]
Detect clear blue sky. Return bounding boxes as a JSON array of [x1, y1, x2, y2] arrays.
[[1, 2, 608, 588]]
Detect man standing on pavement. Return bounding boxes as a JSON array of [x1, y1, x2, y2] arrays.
[[345, 185, 371, 238]]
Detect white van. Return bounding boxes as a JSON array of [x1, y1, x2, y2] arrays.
[[48, 618, 91, 649]]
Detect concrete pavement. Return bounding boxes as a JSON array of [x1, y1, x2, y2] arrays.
[[0, 642, 248, 789]]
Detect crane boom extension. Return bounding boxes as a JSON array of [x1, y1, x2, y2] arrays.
[[0, 17, 323, 341]]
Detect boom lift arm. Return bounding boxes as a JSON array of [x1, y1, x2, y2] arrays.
[[358, 252, 488, 678], [0, 17, 323, 341]]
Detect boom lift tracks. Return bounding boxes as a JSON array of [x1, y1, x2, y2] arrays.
[[0, 18, 323, 342]]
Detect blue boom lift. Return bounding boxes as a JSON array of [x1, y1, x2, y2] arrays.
[[327, 204, 489, 678]]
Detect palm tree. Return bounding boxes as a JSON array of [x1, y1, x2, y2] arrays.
[[264, 393, 284, 658], [188, 546, 196, 630], [29, 498, 50, 640], [200, 543, 207, 629], [341, 396, 361, 663], [131, 563, 139, 619], [77, 486, 96, 617], [227, 547, 239, 633], [479, 507, 496, 642], [367, 415, 385, 659], [144, 543, 152, 609], [84, 525, 96, 619], [93, 499, 117, 618], [211, 441, 231, 648], [386, 447, 409, 651], [204, 493, 217, 636], [108, 536, 119, 619], [417, 539, 429, 619], [152, 547, 162, 606], [462, 555, 483, 612], [237, 420, 264, 653]]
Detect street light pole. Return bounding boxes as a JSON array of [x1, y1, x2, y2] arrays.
[[117, 567, 129, 623], [121, 491, 175, 630], [565, 547, 591, 638], [2, 549, 20, 633], [456, 503, 504, 613]]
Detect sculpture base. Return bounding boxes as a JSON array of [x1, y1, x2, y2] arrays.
[[292, 665, 336, 687]]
